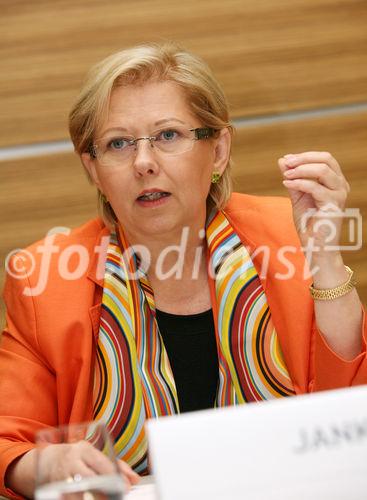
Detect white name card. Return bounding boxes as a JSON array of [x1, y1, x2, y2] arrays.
[[147, 385, 367, 500]]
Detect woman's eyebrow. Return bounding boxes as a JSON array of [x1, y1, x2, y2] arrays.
[[99, 118, 187, 138], [154, 118, 186, 126], [99, 126, 128, 137]]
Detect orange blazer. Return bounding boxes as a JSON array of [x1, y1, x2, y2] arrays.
[[1, 193, 366, 498]]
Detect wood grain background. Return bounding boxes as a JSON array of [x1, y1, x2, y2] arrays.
[[1, 0, 366, 325]]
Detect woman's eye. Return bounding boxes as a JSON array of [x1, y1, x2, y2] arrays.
[[159, 129, 179, 141], [108, 138, 130, 150]]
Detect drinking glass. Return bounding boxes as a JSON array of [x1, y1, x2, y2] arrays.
[[35, 421, 125, 500]]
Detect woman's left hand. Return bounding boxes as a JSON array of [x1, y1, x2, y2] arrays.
[[278, 151, 350, 257]]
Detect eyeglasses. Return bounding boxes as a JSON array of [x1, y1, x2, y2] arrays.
[[89, 126, 216, 167]]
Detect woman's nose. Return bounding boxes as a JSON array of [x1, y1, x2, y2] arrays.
[[132, 139, 159, 176]]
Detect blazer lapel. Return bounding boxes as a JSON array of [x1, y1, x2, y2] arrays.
[[87, 226, 109, 342], [89, 302, 102, 341], [263, 246, 313, 394], [224, 202, 313, 394]]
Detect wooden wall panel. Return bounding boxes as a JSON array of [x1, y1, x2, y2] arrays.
[[0, 154, 97, 325], [1, 0, 367, 146], [1, 111, 366, 326]]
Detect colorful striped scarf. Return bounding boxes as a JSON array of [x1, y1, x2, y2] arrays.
[[93, 210, 295, 472]]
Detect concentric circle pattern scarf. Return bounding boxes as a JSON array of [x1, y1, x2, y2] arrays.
[[93, 210, 295, 473]]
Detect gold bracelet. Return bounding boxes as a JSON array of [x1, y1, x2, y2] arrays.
[[309, 265, 357, 301]]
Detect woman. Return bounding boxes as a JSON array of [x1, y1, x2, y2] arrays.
[[1, 42, 366, 498]]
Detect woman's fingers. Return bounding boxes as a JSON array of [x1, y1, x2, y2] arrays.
[[282, 151, 342, 174], [81, 442, 117, 475], [117, 460, 140, 485], [38, 442, 140, 500], [282, 163, 345, 190], [70, 459, 97, 479], [41, 441, 128, 484], [282, 178, 346, 206], [278, 151, 350, 210], [42, 443, 97, 483], [81, 444, 140, 487]]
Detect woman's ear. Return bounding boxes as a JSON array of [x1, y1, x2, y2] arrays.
[[81, 152, 102, 190], [212, 127, 231, 176]]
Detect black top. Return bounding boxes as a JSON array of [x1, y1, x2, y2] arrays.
[[156, 308, 219, 413]]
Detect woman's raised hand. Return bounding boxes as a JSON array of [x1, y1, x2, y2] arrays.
[[278, 151, 351, 256]]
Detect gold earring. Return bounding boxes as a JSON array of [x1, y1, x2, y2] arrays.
[[100, 193, 108, 203], [211, 172, 221, 184]]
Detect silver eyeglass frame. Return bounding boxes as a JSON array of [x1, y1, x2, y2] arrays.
[[88, 127, 216, 160]]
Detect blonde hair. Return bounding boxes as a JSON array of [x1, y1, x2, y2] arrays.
[[69, 42, 233, 224]]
